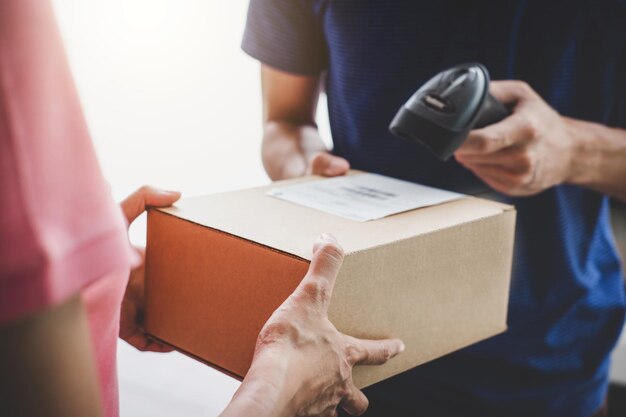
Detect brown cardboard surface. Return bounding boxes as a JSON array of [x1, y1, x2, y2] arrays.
[[158, 175, 512, 261], [333, 211, 514, 386], [145, 173, 516, 388], [145, 210, 310, 377]]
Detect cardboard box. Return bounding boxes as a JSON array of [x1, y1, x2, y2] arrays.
[[144, 174, 516, 388]]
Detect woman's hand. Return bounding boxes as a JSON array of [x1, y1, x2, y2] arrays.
[[222, 234, 404, 417], [119, 186, 181, 352]]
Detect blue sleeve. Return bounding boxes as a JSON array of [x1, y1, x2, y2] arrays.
[[242, 0, 328, 76]]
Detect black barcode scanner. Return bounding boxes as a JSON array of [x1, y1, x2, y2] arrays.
[[389, 63, 511, 160]]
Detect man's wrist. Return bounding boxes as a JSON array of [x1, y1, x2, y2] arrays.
[[564, 117, 604, 187], [563, 116, 626, 202], [221, 348, 299, 417]]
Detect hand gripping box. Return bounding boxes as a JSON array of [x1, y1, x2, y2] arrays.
[[144, 174, 516, 388]]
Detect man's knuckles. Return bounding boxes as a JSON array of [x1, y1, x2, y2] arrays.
[[298, 279, 330, 305]]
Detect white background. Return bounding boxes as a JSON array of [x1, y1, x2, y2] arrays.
[[50, 1, 625, 416]]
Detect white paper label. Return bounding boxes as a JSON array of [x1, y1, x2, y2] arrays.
[[267, 173, 465, 222]]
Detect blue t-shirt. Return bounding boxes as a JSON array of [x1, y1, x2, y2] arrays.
[[242, 1, 626, 416]]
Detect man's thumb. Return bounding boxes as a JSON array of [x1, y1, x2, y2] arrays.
[[309, 233, 344, 284], [310, 152, 350, 177]]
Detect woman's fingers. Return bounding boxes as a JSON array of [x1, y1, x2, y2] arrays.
[[120, 185, 181, 225]]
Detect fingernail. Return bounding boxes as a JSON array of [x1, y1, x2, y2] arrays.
[[399, 341, 406, 353], [319, 233, 337, 243], [160, 190, 180, 196]]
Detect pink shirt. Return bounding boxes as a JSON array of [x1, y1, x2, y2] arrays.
[[0, 2, 134, 416]]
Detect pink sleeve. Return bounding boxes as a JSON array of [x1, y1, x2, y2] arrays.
[[0, 0, 135, 325]]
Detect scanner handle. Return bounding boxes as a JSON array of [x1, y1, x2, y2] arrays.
[[474, 94, 511, 129]]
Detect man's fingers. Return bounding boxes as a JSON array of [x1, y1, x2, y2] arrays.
[[456, 113, 533, 156], [294, 234, 344, 308], [340, 386, 369, 416], [310, 152, 350, 177], [456, 145, 532, 174], [457, 80, 539, 156], [346, 336, 405, 366], [489, 80, 536, 105], [121, 186, 181, 225], [310, 233, 344, 283], [458, 162, 526, 195]]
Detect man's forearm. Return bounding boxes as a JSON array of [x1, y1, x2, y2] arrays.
[[566, 117, 626, 202], [262, 121, 326, 180]]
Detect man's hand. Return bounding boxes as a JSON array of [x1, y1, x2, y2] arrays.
[[307, 151, 350, 177], [223, 234, 404, 417], [261, 65, 350, 180], [455, 80, 580, 196], [119, 186, 181, 352]]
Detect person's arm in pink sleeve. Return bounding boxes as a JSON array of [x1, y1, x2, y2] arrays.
[[0, 187, 179, 417], [0, 0, 131, 415]]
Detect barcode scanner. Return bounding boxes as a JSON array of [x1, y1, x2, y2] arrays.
[[389, 63, 511, 161]]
